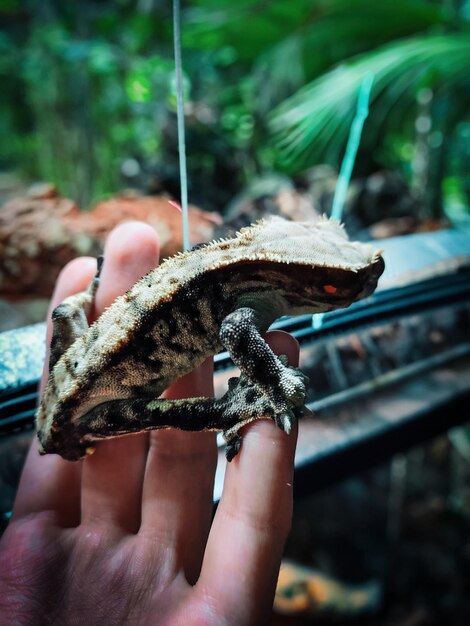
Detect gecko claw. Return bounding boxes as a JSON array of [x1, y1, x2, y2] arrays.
[[275, 411, 296, 434], [225, 435, 242, 462], [296, 404, 314, 419]]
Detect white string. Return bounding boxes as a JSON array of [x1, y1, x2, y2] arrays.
[[173, 0, 190, 251]]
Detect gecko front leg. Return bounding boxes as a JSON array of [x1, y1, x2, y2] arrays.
[[49, 257, 103, 370], [219, 307, 309, 451]]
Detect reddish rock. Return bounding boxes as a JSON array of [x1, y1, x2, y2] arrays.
[[85, 194, 222, 259], [0, 185, 222, 300], [0, 185, 93, 300]]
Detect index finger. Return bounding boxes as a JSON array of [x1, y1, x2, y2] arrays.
[[198, 331, 299, 624]]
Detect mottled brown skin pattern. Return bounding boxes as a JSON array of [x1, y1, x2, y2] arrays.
[[36, 216, 384, 461]]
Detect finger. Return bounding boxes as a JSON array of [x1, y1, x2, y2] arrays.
[[80, 222, 159, 534], [13, 257, 97, 525], [140, 359, 218, 584], [198, 331, 299, 624]]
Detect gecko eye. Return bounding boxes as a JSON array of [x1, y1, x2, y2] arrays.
[[322, 284, 337, 294], [74, 361, 78, 368]]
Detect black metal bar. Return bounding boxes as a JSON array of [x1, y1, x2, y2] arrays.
[[293, 387, 470, 497]]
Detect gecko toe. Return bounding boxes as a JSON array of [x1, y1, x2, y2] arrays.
[[225, 434, 242, 461]]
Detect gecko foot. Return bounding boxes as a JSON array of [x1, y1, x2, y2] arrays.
[[219, 365, 310, 460]]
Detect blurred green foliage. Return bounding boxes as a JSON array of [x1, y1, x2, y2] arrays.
[[1, 0, 469, 216]]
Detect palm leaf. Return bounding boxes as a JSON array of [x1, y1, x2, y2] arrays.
[[269, 33, 470, 170]]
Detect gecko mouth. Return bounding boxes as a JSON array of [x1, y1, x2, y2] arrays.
[[338, 256, 384, 305], [358, 255, 385, 299], [314, 255, 385, 308]]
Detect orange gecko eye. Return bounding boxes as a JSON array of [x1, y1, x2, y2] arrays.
[[322, 285, 337, 294]]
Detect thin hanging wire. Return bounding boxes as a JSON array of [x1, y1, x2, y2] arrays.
[[173, 0, 190, 251]]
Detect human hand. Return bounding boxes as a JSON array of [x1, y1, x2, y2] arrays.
[[0, 221, 299, 626]]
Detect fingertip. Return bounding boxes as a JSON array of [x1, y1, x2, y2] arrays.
[[96, 221, 160, 310], [107, 219, 159, 241], [265, 330, 299, 366], [103, 221, 160, 269], [51, 257, 98, 309]]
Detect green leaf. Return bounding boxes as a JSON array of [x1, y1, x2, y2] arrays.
[[270, 34, 470, 170]]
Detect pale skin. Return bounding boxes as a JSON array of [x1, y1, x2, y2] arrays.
[[0, 221, 299, 626]]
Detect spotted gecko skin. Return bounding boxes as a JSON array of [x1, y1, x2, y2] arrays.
[[36, 216, 384, 461]]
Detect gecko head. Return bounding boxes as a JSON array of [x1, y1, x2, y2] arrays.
[[237, 216, 385, 313], [238, 215, 379, 268]]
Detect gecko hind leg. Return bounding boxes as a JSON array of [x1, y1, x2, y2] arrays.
[[49, 256, 103, 370], [39, 360, 308, 461]]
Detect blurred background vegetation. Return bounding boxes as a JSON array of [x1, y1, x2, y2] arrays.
[[1, 0, 469, 217]]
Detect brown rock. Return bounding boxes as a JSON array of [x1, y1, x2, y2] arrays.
[[0, 185, 222, 301], [0, 185, 95, 300], [84, 193, 222, 259]]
